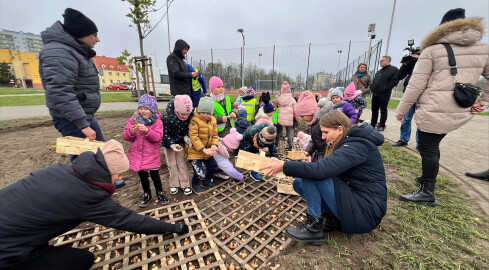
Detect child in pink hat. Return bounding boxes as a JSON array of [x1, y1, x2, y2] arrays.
[[275, 81, 296, 150], [213, 128, 244, 181], [343, 82, 367, 123], [209, 76, 239, 139]]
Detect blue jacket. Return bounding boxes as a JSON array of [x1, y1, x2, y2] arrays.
[[283, 123, 386, 234], [187, 64, 207, 98], [239, 123, 277, 156], [235, 109, 251, 134]]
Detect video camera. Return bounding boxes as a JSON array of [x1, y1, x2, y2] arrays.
[[401, 39, 421, 63]]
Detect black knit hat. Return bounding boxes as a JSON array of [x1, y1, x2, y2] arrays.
[[63, 8, 98, 38], [440, 8, 465, 25]]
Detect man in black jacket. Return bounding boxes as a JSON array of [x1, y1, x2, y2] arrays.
[[393, 53, 419, 147], [370, 56, 399, 131], [166, 39, 198, 96], [0, 140, 188, 270]]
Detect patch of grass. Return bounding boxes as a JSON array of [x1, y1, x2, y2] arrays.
[[0, 88, 44, 95], [477, 112, 489, 116], [0, 92, 134, 107], [376, 144, 489, 269], [365, 98, 400, 109]]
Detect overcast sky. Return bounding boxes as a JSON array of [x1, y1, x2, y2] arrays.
[[1, 0, 488, 77]]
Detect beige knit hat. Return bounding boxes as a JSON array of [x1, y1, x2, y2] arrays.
[[100, 140, 129, 174]]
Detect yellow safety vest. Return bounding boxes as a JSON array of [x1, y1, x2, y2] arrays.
[[214, 95, 234, 132], [271, 108, 279, 124], [241, 98, 256, 121], [192, 68, 202, 92]]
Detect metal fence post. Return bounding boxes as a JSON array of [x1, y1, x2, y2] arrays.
[[306, 43, 311, 90], [272, 45, 275, 94], [343, 40, 351, 87], [211, 48, 214, 77]]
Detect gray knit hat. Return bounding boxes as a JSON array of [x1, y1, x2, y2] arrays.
[[330, 88, 344, 99], [197, 97, 215, 114]]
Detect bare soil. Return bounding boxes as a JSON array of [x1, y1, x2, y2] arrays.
[[1, 113, 487, 270]]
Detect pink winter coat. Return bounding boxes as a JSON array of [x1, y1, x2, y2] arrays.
[[275, 92, 296, 126], [122, 111, 163, 171]]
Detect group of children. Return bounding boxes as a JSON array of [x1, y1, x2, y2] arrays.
[[122, 76, 367, 207]]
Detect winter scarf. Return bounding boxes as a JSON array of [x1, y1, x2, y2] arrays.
[[133, 112, 158, 125], [210, 92, 225, 102]]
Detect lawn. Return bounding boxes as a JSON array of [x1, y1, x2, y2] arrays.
[[0, 88, 44, 95], [0, 92, 134, 107]]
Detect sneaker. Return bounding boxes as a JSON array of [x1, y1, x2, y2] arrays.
[[157, 191, 169, 205], [392, 140, 408, 147], [202, 180, 216, 189], [250, 171, 263, 182], [114, 180, 125, 189], [139, 193, 152, 208], [376, 126, 385, 131], [192, 184, 204, 194], [170, 187, 178, 194], [215, 172, 230, 180], [183, 187, 192, 195]]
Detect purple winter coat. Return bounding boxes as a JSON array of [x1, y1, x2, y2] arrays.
[[333, 101, 357, 124], [122, 111, 163, 171]]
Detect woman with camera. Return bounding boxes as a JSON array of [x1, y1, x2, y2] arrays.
[[395, 8, 489, 206], [350, 63, 373, 99]]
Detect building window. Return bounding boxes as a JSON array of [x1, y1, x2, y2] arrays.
[[110, 80, 113, 83], [109, 72, 112, 76], [109, 65, 113, 68], [101, 64, 105, 68], [116, 72, 120, 77], [123, 73, 126, 77], [117, 66, 121, 69], [117, 80, 120, 83]]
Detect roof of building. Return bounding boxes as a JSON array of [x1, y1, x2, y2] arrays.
[[93, 56, 130, 72]]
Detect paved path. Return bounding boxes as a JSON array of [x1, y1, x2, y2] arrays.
[[362, 109, 489, 215]]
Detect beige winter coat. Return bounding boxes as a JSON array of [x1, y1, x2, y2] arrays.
[[396, 17, 489, 134]]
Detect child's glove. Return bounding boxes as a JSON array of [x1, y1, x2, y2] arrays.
[[170, 222, 189, 235], [170, 144, 183, 152], [184, 136, 192, 147]]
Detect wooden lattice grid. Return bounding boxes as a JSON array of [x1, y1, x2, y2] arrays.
[[53, 200, 225, 270], [199, 177, 308, 269]]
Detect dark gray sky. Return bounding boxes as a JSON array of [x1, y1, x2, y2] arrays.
[[1, 0, 488, 77]]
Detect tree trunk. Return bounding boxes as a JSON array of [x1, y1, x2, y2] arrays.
[[137, 23, 147, 92]]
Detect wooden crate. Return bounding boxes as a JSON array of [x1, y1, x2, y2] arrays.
[[277, 178, 299, 196], [235, 150, 287, 180], [286, 151, 308, 161], [56, 136, 106, 155]]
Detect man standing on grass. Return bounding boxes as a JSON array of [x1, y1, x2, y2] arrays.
[[39, 8, 123, 187], [370, 56, 399, 131]]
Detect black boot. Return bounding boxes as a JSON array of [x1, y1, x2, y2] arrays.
[[323, 212, 341, 232], [285, 213, 325, 245], [465, 170, 489, 181], [415, 175, 422, 184], [399, 178, 436, 207]]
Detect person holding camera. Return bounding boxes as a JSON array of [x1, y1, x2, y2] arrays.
[[392, 49, 420, 149], [369, 56, 399, 131], [395, 8, 489, 206]]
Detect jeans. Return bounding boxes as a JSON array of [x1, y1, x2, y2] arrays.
[[370, 95, 390, 128], [293, 178, 339, 220], [400, 104, 419, 145], [418, 130, 446, 181], [0, 246, 94, 270], [275, 124, 294, 150], [52, 117, 105, 162]]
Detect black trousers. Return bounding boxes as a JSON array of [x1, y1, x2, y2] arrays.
[[418, 130, 446, 182], [138, 169, 163, 193], [370, 95, 390, 128], [0, 246, 94, 270]]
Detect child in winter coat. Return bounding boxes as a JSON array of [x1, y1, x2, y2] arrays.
[[162, 95, 193, 195], [275, 81, 296, 150], [235, 86, 247, 106], [330, 88, 358, 124], [296, 131, 312, 151], [254, 99, 275, 126], [295, 91, 334, 162], [122, 94, 167, 207], [343, 82, 367, 123], [186, 97, 220, 194], [209, 76, 239, 138], [214, 128, 244, 181], [235, 106, 251, 135]]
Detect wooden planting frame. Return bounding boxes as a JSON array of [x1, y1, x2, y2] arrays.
[[56, 136, 106, 155]]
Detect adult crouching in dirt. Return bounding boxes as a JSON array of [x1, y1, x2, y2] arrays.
[[395, 8, 489, 207], [167, 39, 198, 96], [0, 140, 188, 270], [39, 8, 104, 160], [261, 111, 387, 245]]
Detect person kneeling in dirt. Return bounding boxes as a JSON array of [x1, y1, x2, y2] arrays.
[[261, 111, 387, 245], [0, 140, 188, 270]]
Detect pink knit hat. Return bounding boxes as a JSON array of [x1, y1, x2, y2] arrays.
[[209, 76, 224, 91], [295, 91, 318, 116], [344, 82, 356, 96], [281, 81, 291, 93], [223, 128, 243, 150], [174, 95, 193, 114]]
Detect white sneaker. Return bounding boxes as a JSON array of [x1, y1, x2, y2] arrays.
[[170, 187, 178, 194], [183, 187, 192, 195]]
